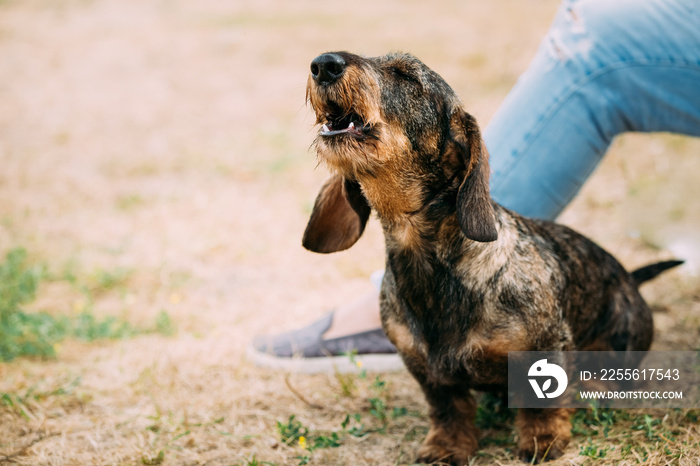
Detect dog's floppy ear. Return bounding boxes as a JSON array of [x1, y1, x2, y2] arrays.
[[302, 174, 371, 253], [450, 109, 498, 242]]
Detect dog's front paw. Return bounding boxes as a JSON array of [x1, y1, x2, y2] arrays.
[[517, 434, 568, 463], [416, 445, 470, 466], [515, 408, 571, 463], [415, 425, 478, 466]]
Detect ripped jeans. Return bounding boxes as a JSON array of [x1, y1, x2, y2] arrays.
[[485, 0, 700, 220]]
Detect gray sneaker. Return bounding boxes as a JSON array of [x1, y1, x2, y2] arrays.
[[246, 311, 403, 374]]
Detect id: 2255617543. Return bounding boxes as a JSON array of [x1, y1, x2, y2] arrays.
[[591, 368, 681, 382]]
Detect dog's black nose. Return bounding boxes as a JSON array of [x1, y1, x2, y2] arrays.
[[310, 53, 346, 85]]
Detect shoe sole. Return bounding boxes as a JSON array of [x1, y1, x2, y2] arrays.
[[245, 345, 405, 374]]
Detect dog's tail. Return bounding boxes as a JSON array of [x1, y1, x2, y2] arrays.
[[631, 260, 684, 286]]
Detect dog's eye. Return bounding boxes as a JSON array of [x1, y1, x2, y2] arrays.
[[390, 67, 421, 85]]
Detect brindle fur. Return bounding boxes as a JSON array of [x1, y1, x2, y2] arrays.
[[302, 51, 680, 464]]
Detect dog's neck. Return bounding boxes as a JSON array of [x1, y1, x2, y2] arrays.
[[359, 173, 466, 253], [354, 162, 427, 220], [355, 165, 512, 272], [382, 204, 513, 299], [380, 205, 516, 359], [383, 208, 508, 262]]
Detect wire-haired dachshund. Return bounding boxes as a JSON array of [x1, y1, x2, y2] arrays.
[[301, 51, 681, 464]]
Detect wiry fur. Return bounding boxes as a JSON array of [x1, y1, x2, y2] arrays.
[[302, 51, 681, 464]]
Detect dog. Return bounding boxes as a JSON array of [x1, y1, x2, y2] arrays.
[[301, 51, 681, 464]]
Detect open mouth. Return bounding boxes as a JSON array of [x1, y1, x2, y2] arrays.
[[320, 105, 368, 139]]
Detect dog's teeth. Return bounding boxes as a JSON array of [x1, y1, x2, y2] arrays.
[[348, 122, 355, 130], [322, 124, 330, 133]]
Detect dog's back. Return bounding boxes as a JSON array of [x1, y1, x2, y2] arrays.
[[517, 210, 654, 353], [379, 203, 664, 383]]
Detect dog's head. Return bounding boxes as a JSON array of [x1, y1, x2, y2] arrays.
[[303, 52, 497, 253]]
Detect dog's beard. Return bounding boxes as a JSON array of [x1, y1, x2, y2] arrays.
[[312, 132, 379, 179]]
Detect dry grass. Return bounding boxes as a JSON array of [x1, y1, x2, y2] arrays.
[[0, 0, 699, 464]]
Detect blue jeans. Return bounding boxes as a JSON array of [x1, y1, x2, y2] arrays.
[[486, 0, 700, 220]]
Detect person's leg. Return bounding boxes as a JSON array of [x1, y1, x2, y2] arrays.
[[249, 0, 700, 370], [322, 287, 381, 339], [488, 0, 700, 218]]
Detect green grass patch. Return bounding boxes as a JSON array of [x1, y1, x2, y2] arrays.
[[275, 356, 421, 465], [234, 455, 276, 466], [1, 376, 83, 420], [0, 247, 176, 361]]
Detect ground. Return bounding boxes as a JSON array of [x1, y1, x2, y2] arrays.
[[0, 0, 699, 465]]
